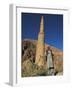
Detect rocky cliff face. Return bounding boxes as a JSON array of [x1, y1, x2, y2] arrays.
[[22, 39, 63, 77]]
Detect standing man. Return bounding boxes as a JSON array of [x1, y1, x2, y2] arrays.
[[46, 47, 54, 75]]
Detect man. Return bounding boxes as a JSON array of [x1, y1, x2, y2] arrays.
[[45, 47, 54, 75]]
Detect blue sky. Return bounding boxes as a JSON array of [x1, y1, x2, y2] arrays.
[[21, 13, 63, 51]]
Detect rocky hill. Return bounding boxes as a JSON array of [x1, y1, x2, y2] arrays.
[[21, 39, 63, 77]]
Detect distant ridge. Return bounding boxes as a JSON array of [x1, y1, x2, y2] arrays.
[[22, 39, 63, 56]]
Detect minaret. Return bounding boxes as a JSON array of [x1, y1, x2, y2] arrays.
[[35, 16, 45, 66]]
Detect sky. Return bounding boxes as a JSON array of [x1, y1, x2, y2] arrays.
[[21, 13, 63, 51]]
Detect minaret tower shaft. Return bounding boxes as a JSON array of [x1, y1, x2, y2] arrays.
[[35, 16, 45, 66]]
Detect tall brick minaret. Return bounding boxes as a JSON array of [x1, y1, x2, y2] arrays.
[[35, 16, 45, 66]]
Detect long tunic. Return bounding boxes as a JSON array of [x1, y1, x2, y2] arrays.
[[47, 50, 54, 75]]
